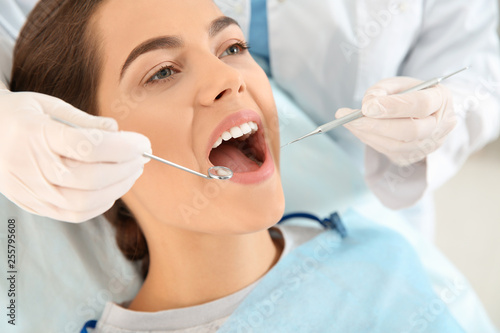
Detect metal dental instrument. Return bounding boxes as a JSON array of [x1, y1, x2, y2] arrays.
[[281, 67, 469, 148], [142, 152, 233, 180], [51, 116, 233, 180]]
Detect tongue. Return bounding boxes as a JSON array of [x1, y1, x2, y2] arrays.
[[210, 144, 260, 173]]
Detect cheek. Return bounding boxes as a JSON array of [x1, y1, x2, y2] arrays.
[[111, 91, 196, 164], [128, 161, 207, 225], [249, 75, 281, 162], [248, 70, 279, 126]]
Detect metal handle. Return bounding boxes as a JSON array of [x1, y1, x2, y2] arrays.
[[320, 109, 363, 132], [142, 152, 211, 179]]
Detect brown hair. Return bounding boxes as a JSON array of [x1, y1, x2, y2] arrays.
[[10, 0, 150, 278]]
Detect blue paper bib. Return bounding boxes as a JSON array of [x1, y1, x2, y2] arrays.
[[219, 211, 465, 333]]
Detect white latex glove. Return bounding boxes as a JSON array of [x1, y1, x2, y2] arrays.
[[0, 87, 151, 222], [336, 77, 457, 167]]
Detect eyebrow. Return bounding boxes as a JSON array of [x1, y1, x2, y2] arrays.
[[120, 36, 183, 80], [209, 16, 240, 38], [120, 16, 240, 81]]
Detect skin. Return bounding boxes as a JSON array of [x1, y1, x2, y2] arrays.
[[93, 0, 285, 311]]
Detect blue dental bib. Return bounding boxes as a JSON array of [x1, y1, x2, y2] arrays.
[[218, 210, 464, 333]]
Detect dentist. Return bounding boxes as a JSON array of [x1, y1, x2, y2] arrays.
[[235, 0, 500, 234], [0, 0, 499, 231]]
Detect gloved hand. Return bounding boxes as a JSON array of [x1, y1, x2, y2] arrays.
[[0, 87, 151, 222], [336, 77, 457, 167]]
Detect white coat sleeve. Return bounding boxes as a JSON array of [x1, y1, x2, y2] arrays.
[[365, 0, 500, 209]]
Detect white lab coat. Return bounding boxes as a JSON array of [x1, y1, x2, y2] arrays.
[[1, 0, 500, 226], [217, 0, 500, 216]]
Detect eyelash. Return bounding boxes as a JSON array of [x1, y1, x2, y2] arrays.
[[145, 65, 178, 86], [220, 41, 250, 58], [144, 41, 250, 86]]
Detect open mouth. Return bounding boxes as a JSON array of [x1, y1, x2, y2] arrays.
[[209, 121, 266, 173]]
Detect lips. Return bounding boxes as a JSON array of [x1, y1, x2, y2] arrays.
[[207, 110, 275, 184]]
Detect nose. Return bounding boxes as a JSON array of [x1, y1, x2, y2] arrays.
[[196, 55, 246, 106]]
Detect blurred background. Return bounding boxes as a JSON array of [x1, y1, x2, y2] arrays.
[[433, 9, 500, 328], [435, 140, 500, 328]]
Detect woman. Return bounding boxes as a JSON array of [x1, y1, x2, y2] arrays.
[[9, 0, 480, 331]]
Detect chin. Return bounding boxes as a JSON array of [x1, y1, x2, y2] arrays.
[[214, 174, 285, 234]]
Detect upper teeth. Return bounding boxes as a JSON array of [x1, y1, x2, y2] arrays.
[[212, 121, 259, 149]]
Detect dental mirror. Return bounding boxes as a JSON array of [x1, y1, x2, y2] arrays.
[[207, 166, 234, 180], [51, 116, 233, 181]]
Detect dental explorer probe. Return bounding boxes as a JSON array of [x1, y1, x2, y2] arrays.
[[281, 67, 469, 148], [50, 117, 233, 180]]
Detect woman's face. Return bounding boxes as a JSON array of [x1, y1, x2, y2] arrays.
[[95, 0, 284, 234]]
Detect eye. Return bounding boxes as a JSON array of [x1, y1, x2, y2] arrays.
[[146, 66, 178, 85], [219, 42, 250, 58]]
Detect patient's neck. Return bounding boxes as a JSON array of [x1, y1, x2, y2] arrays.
[[127, 225, 282, 312]]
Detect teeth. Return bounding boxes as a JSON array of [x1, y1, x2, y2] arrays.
[[212, 121, 259, 149], [221, 131, 232, 141], [213, 137, 223, 148], [230, 126, 244, 138], [240, 123, 252, 135]]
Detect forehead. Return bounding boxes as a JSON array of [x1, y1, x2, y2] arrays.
[[94, 0, 223, 52]]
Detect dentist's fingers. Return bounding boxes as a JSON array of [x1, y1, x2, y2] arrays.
[[361, 77, 452, 120], [40, 156, 148, 191], [335, 109, 438, 143], [363, 76, 423, 96], [5, 167, 144, 223], [347, 125, 454, 166], [34, 93, 119, 131], [47, 168, 144, 215], [362, 86, 446, 119], [44, 119, 151, 163]]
